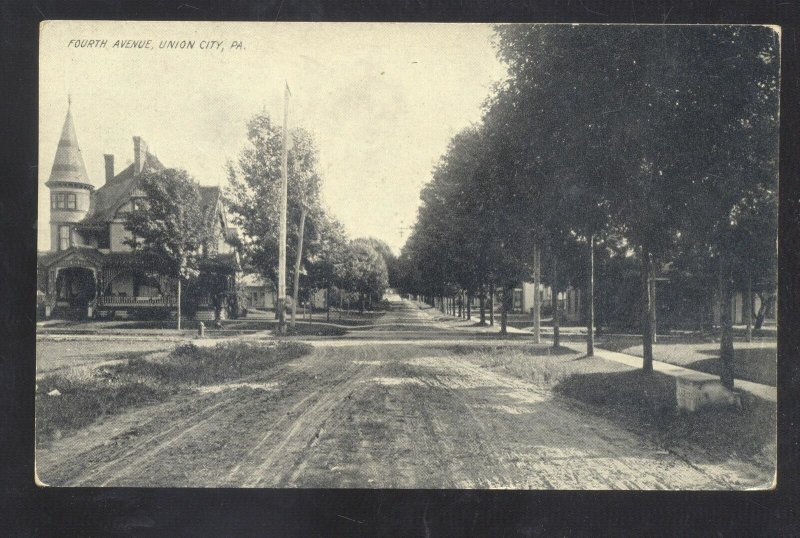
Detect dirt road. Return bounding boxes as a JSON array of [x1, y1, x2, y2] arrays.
[[36, 299, 755, 489]]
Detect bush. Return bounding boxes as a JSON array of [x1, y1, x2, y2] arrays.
[[113, 341, 312, 385]]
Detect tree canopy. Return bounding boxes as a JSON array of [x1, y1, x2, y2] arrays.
[[124, 168, 208, 281], [398, 24, 778, 381]]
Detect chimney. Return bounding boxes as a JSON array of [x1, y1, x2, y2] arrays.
[[103, 154, 114, 183], [133, 136, 148, 174]]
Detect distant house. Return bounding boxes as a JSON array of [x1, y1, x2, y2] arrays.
[[37, 103, 240, 320], [510, 282, 581, 322], [240, 274, 276, 311]]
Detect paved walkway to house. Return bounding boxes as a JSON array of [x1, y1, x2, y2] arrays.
[[579, 346, 777, 403]]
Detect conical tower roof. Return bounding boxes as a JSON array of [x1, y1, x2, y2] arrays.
[[47, 102, 92, 188]]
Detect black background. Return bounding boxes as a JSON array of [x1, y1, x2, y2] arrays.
[[2, 1, 798, 535]]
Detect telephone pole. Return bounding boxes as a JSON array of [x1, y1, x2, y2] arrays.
[[277, 82, 291, 334]]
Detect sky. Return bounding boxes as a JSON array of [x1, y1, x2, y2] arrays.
[[39, 21, 508, 253]]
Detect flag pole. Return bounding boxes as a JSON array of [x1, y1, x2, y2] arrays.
[[277, 82, 290, 334]]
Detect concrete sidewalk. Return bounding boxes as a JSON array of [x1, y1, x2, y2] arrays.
[[580, 346, 777, 403]]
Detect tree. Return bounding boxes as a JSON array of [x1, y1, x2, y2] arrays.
[[344, 238, 389, 312], [124, 168, 208, 330], [225, 112, 325, 330], [305, 213, 349, 321], [492, 24, 778, 374], [286, 129, 323, 329], [361, 237, 399, 289]]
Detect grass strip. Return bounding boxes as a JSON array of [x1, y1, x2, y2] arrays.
[[36, 341, 312, 445], [453, 344, 776, 469]]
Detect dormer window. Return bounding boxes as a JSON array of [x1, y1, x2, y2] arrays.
[[132, 198, 146, 211]]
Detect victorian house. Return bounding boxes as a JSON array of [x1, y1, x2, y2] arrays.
[[37, 104, 240, 321]]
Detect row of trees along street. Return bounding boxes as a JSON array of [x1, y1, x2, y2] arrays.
[[125, 112, 392, 331], [396, 25, 778, 388]]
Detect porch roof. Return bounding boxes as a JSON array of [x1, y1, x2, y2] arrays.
[[38, 248, 238, 273], [37, 247, 106, 269]]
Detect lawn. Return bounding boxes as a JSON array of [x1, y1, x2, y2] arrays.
[[36, 337, 182, 374], [595, 335, 776, 387], [36, 341, 312, 445], [455, 343, 776, 471], [38, 311, 385, 333]]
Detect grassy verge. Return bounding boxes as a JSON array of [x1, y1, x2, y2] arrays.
[[36, 341, 312, 445], [455, 344, 776, 470], [555, 370, 776, 469], [596, 335, 777, 387]]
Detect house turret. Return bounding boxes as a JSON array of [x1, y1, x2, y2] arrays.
[[46, 99, 94, 251]]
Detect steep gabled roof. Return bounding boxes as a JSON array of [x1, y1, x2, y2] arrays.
[[47, 105, 92, 187], [79, 152, 165, 225]]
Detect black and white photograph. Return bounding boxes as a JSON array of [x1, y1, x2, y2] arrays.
[[35, 21, 779, 489]]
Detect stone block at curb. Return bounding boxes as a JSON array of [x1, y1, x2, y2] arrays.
[[676, 374, 742, 413]]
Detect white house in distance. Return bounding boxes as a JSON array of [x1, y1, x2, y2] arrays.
[[240, 274, 276, 311]]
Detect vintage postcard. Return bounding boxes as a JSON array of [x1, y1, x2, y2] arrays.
[[36, 21, 778, 488]]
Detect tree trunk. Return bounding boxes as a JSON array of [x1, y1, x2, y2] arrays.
[[719, 257, 735, 389], [326, 287, 330, 322], [532, 243, 541, 344], [176, 278, 182, 331], [754, 293, 774, 330], [500, 285, 510, 335], [586, 234, 595, 357], [290, 208, 307, 331], [641, 246, 654, 371], [467, 290, 472, 320], [745, 270, 753, 342], [649, 261, 657, 344], [359, 293, 365, 314], [552, 256, 560, 349], [489, 284, 494, 326], [478, 286, 486, 326]]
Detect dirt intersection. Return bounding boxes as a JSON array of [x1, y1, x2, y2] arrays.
[[36, 300, 768, 489]]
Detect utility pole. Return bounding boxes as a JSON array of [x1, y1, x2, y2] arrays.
[[277, 82, 291, 335], [532, 243, 541, 344], [586, 234, 594, 357]]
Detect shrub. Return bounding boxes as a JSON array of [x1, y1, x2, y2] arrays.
[[113, 341, 313, 385]]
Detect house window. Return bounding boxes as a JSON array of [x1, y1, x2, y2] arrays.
[[513, 290, 522, 310], [51, 193, 77, 210], [58, 225, 71, 251]]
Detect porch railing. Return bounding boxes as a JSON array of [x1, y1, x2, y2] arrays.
[[97, 296, 175, 307]]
